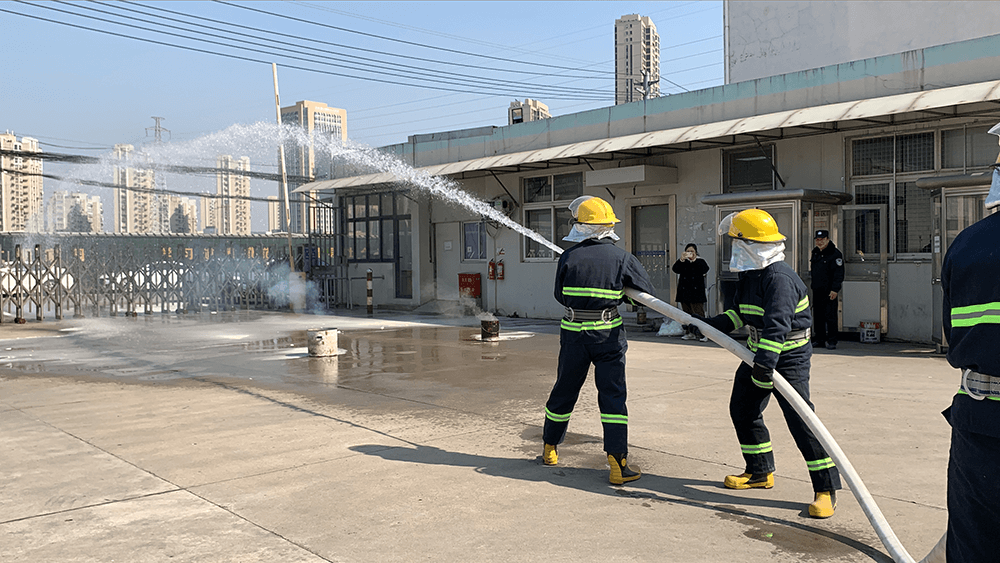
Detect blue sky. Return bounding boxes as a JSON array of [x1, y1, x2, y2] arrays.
[[0, 1, 723, 230]]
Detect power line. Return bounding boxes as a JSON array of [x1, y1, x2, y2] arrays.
[[33, 1, 613, 100], [217, 0, 613, 76], [0, 5, 612, 101]]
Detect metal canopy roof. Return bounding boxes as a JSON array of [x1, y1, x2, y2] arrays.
[[296, 80, 1000, 193], [701, 189, 854, 206]]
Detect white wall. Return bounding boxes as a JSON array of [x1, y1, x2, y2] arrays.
[[726, 1, 1000, 83]]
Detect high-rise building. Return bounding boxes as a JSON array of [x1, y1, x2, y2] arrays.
[[279, 100, 347, 233], [167, 195, 197, 234], [0, 132, 44, 232], [615, 14, 660, 104], [266, 195, 281, 233], [203, 155, 251, 235], [508, 99, 551, 125], [112, 144, 159, 234], [47, 191, 103, 233]]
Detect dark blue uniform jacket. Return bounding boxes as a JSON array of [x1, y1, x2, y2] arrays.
[[810, 242, 845, 293], [555, 238, 655, 344], [706, 261, 812, 370], [942, 211, 1000, 438]]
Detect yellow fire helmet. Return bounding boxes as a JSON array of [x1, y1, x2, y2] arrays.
[[575, 196, 620, 224], [728, 208, 786, 242]]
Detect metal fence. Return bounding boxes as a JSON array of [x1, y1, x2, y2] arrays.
[[0, 233, 322, 322]]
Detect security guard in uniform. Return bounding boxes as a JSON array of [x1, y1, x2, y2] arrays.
[[810, 230, 845, 350], [542, 196, 655, 484], [940, 124, 1000, 562], [700, 208, 842, 518]]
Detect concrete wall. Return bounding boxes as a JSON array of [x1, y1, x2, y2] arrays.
[[725, 1, 1000, 83]]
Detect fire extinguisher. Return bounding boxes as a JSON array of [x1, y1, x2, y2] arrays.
[[497, 259, 504, 280], [488, 259, 496, 280]]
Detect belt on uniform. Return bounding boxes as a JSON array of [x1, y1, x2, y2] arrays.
[[960, 369, 1000, 400], [746, 325, 811, 347], [564, 307, 620, 322]]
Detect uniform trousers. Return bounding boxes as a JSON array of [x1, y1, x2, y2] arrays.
[[946, 422, 1000, 563], [729, 349, 841, 492], [812, 294, 838, 346], [543, 331, 629, 454]]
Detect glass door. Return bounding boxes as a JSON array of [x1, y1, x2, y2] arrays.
[[841, 204, 888, 333], [632, 204, 671, 303]]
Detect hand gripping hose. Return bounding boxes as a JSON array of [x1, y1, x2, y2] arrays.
[[624, 288, 943, 563]]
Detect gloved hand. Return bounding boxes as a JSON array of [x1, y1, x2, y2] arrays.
[[751, 364, 774, 389], [692, 313, 727, 333]]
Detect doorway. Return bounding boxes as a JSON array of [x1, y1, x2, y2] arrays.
[[631, 203, 672, 303]]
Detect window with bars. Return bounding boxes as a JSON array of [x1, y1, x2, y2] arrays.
[[345, 192, 404, 263], [522, 172, 583, 260], [852, 132, 934, 176], [941, 126, 998, 170]]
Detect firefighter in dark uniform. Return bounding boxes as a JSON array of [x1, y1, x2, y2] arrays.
[[940, 136, 1000, 561], [810, 229, 845, 350], [542, 196, 656, 485], [700, 208, 842, 518]]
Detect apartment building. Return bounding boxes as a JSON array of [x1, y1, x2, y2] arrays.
[[0, 132, 44, 232], [266, 195, 281, 233], [279, 100, 347, 233], [615, 14, 660, 104], [112, 144, 159, 234], [201, 155, 251, 235], [47, 190, 103, 233], [509, 99, 551, 125]]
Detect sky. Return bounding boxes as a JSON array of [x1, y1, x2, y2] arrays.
[[0, 1, 724, 231]]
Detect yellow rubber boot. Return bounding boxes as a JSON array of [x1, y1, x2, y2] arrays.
[[543, 443, 558, 466], [723, 472, 774, 490], [608, 453, 641, 484], [808, 491, 837, 518]]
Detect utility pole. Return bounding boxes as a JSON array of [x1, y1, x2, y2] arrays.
[[145, 117, 170, 234], [146, 117, 170, 143], [633, 70, 660, 101], [272, 63, 295, 274]]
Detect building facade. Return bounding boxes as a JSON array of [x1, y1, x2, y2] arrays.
[[167, 195, 197, 234], [615, 14, 660, 104], [508, 99, 551, 125], [0, 132, 44, 232], [47, 191, 103, 233], [204, 155, 251, 235], [266, 195, 281, 233], [278, 100, 347, 233], [112, 144, 158, 234], [302, 21, 1000, 344]]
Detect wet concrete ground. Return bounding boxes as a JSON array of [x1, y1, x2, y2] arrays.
[[0, 310, 953, 562]]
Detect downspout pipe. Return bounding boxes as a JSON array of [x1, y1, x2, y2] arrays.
[[623, 287, 939, 563]]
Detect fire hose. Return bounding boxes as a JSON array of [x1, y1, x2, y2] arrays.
[[624, 288, 945, 563]]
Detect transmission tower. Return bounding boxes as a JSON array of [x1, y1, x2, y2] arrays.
[[146, 116, 170, 143]]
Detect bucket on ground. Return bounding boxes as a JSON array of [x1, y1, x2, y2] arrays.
[[859, 321, 880, 344], [481, 320, 500, 342], [307, 327, 339, 356]]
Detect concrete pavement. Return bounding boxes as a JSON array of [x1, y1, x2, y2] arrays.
[[0, 311, 954, 562]]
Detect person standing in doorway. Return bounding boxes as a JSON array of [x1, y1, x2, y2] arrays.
[[542, 196, 656, 485], [672, 243, 710, 342], [810, 230, 844, 350]]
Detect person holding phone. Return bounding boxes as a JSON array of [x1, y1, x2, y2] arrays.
[[672, 243, 710, 341]]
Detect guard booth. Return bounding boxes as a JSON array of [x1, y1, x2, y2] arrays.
[[702, 189, 853, 331], [919, 172, 996, 351]]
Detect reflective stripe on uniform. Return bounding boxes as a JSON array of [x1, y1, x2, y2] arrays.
[[758, 338, 783, 354], [807, 457, 836, 471], [740, 304, 764, 316], [724, 309, 744, 329], [957, 390, 1000, 401], [748, 336, 810, 354], [545, 407, 572, 422], [951, 302, 1000, 327], [741, 441, 773, 455], [752, 375, 774, 389], [600, 413, 628, 425], [562, 286, 624, 299], [795, 296, 810, 313], [560, 317, 623, 332]]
